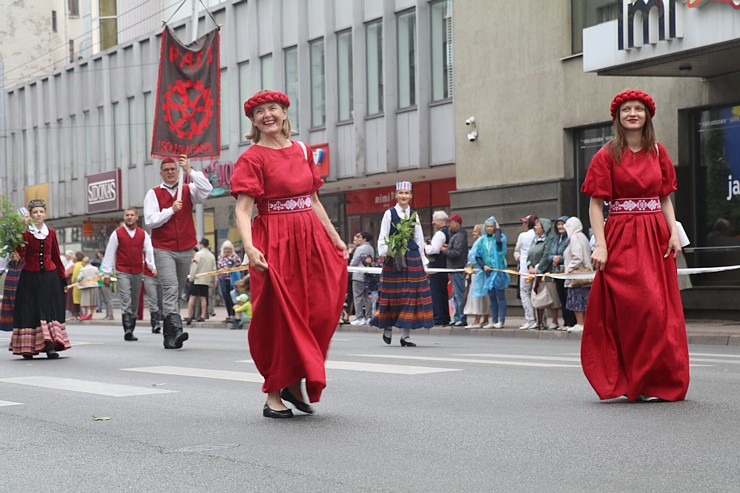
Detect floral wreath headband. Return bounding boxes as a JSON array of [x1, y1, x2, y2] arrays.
[[243, 91, 291, 118], [610, 89, 656, 120], [28, 198, 46, 210]]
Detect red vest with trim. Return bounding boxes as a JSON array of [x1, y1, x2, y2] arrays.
[[115, 226, 146, 275], [151, 185, 197, 252]]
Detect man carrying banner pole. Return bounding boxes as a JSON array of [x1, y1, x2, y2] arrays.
[[143, 155, 212, 349]]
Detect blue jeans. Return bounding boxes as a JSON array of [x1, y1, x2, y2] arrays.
[[488, 288, 507, 323], [450, 272, 467, 324], [219, 278, 235, 317]]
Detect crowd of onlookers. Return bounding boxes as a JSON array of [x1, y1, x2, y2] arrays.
[[340, 212, 594, 333]]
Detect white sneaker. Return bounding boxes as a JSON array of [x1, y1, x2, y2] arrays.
[[350, 319, 363, 326], [567, 324, 583, 333], [482, 322, 497, 329], [464, 323, 481, 329], [361, 318, 371, 325], [493, 322, 503, 329], [518, 321, 536, 330], [547, 323, 559, 330]]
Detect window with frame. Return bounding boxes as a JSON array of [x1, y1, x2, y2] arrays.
[[310, 38, 326, 127], [574, 123, 613, 231], [97, 107, 105, 171], [144, 92, 153, 162], [430, 0, 453, 101], [238, 62, 252, 139], [366, 20, 383, 115], [260, 55, 273, 91], [571, 0, 619, 54], [336, 30, 353, 121], [284, 47, 299, 131], [221, 69, 229, 147], [99, 0, 118, 51], [127, 97, 137, 167], [397, 10, 416, 109], [112, 102, 120, 169], [68, 0, 80, 17]]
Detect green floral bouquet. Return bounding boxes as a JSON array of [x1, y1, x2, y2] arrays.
[[384, 211, 417, 272], [0, 196, 28, 258]]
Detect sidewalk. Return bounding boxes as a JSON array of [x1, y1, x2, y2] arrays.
[[70, 305, 740, 347]]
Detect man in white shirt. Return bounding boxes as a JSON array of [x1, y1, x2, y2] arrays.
[[513, 214, 537, 329], [102, 208, 156, 341], [425, 211, 450, 326]]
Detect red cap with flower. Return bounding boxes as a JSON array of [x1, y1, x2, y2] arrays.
[[243, 90, 291, 118], [610, 89, 656, 120]]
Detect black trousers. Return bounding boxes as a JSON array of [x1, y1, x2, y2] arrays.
[[429, 272, 450, 325], [555, 278, 576, 327]]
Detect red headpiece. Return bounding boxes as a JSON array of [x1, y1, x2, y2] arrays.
[[243, 91, 291, 118], [610, 89, 656, 120]]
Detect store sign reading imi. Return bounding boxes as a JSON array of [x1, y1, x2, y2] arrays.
[[619, 0, 739, 51]]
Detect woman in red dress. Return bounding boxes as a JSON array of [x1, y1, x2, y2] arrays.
[[580, 89, 689, 402], [232, 90, 348, 418]]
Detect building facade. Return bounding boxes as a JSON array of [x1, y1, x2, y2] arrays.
[[1, 0, 455, 255], [452, 0, 739, 317]]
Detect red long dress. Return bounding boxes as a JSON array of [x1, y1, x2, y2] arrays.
[[580, 142, 689, 402], [231, 142, 347, 403]]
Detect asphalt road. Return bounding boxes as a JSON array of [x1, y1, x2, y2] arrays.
[[1, 326, 739, 492]]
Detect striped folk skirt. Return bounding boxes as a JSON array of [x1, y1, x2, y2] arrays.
[[370, 248, 434, 329], [0, 260, 23, 332]]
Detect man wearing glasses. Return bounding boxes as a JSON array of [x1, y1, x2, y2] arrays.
[[143, 155, 213, 349]]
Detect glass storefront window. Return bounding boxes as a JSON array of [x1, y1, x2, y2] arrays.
[[693, 105, 740, 287], [574, 123, 613, 232], [571, 0, 619, 54]]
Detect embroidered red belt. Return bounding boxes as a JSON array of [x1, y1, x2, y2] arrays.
[[259, 195, 312, 215], [609, 197, 661, 215]]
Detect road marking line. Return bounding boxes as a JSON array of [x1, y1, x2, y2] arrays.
[[349, 354, 581, 368], [689, 358, 740, 365], [0, 376, 177, 397], [122, 366, 264, 383], [236, 359, 459, 375], [457, 353, 581, 362], [690, 353, 740, 359], [0, 400, 23, 407]]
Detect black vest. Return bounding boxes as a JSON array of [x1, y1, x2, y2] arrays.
[[427, 226, 449, 268]]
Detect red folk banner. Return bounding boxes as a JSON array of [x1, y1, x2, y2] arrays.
[[151, 27, 220, 160]]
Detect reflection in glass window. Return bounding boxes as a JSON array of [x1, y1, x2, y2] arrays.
[[284, 47, 299, 131], [431, 0, 453, 101], [260, 55, 273, 91], [221, 69, 229, 147], [128, 97, 136, 167], [238, 62, 251, 139], [366, 20, 383, 115], [310, 38, 326, 127], [571, 0, 619, 54], [574, 123, 613, 230], [144, 92, 153, 161], [397, 10, 416, 108], [337, 31, 353, 121]]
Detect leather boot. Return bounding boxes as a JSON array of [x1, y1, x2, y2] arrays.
[[123, 313, 138, 341], [45, 341, 59, 359], [166, 313, 189, 349], [162, 315, 176, 349], [151, 312, 162, 334]]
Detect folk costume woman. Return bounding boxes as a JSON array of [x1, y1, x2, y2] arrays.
[[580, 89, 689, 402], [0, 254, 24, 332], [9, 199, 70, 359], [232, 90, 348, 419], [472, 216, 509, 329], [369, 181, 434, 346]]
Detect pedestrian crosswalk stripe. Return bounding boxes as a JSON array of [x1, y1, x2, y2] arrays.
[[0, 376, 177, 397], [0, 400, 22, 407], [327, 360, 460, 374], [122, 366, 264, 383], [689, 357, 740, 365], [457, 353, 581, 362], [690, 353, 740, 359], [235, 359, 459, 375], [350, 354, 581, 368]]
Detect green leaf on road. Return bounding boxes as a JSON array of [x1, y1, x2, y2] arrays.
[[92, 416, 112, 421]]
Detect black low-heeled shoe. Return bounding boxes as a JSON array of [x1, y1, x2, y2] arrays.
[[263, 404, 293, 418], [382, 333, 392, 345], [280, 388, 314, 414], [400, 337, 416, 347]]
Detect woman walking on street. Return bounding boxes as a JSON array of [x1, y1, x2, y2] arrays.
[[369, 181, 434, 346], [232, 90, 348, 418], [580, 89, 689, 402], [9, 199, 70, 359]]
